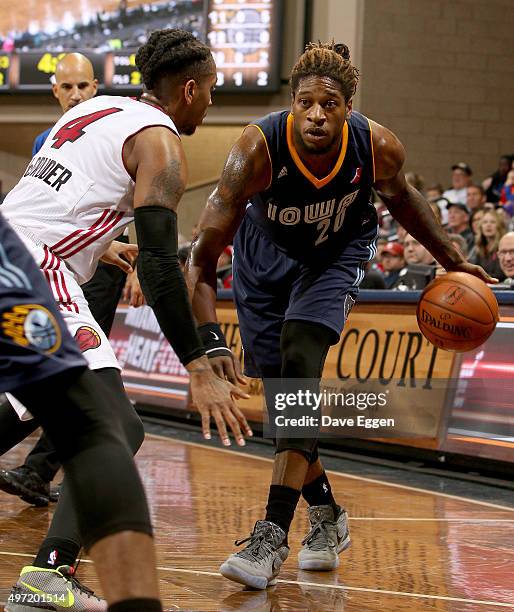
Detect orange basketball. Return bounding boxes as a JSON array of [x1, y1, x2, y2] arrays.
[[416, 272, 499, 352]]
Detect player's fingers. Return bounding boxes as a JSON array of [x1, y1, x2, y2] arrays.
[[223, 360, 238, 385], [228, 382, 251, 400], [232, 404, 253, 437], [116, 258, 133, 274], [233, 359, 248, 385], [212, 408, 230, 446], [223, 406, 245, 446], [201, 411, 211, 440]]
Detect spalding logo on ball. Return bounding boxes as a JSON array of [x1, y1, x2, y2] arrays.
[[416, 272, 499, 352]]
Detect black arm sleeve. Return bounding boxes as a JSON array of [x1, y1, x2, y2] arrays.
[[134, 205, 205, 366]]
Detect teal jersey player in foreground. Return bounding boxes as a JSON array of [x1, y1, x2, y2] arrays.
[[187, 42, 495, 589]]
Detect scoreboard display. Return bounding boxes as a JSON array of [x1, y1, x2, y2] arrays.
[[208, 0, 282, 92], [0, 0, 282, 94]]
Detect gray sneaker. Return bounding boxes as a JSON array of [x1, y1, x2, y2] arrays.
[[5, 565, 107, 611], [220, 520, 289, 590], [298, 505, 351, 571]]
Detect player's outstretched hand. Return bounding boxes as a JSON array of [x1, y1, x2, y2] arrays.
[[210, 353, 247, 386], [189, 366, 253, 447], [100, 241, 138, 274], [123, 269, 146, 307], [449, 261, 499, 285]]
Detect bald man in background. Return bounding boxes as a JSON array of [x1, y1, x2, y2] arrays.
[[0, 52, 137, 508], [32, 53, 98, 155]]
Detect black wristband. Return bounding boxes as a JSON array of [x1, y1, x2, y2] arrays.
[[198, 322, 232, 359]]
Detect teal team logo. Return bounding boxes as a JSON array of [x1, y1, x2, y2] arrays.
[[1, 304, 61, 354]]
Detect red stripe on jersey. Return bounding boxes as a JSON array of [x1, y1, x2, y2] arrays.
[[54, 211, 119, 258], [58, 270, 79, 313], [41, 246, 50, 270], [62, 211, 125, 258], [51, 269, 64, 304], [51, 210, 111, 254]]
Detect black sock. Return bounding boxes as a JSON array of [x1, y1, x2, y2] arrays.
[[33, 537, 80, 569], [264, 484, 301, 536], [108, 598, 162, 611], [302, 472, 339, 515]]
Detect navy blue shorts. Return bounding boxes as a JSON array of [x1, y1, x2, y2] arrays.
[[0, 214, 86, 392], [232, 216, 378, 377]]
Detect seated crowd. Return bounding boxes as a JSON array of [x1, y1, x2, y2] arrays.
[[176, 154, 514, 293], [367, 154, 514, 290]]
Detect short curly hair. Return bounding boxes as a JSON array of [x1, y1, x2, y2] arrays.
[[136, 29, 213, 90], [290, 41, 359, 101]]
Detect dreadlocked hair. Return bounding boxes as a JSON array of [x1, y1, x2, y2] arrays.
[[136, 29, 212, 90], [290, 41, 359, 101]]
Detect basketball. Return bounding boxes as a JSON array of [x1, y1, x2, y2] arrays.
[[416, 272, 499, 352]]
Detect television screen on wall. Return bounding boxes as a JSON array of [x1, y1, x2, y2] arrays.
[[0, 0, 282, 93]]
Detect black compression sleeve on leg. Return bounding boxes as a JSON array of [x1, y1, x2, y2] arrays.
[[134, 206, 204, 366]]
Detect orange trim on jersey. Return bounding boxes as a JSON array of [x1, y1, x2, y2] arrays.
[[244, 124, 272, 189], [367, 117, 376, 182], [286, 113, 348, 190]]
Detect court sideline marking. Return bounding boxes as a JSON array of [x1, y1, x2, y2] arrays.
[[0, 551, 513, 608], [145, 433, 514, 513]]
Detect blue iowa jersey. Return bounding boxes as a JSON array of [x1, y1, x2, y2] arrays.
[[245, 110, 377, 262]]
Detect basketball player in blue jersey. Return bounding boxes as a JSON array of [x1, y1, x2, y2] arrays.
[[187, 42, 495, 589]]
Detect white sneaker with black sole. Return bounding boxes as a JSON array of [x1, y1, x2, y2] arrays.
[[298, 504, 351, 571], [220, 520, 289, 590]]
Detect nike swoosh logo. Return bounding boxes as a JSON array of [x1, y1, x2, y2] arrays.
[[210, 331, 219, 341], [20, 581, 75, 608]]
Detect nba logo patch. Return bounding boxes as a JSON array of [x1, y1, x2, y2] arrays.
[[350, 167, 362, 184], [443, 286, 465, 305]]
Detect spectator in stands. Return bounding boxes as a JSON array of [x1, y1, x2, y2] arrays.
[[447, 202, 474, 251], [380, 242, 406, 289], [443, 162, 473, 205], [32, 53, 98, 154], [425, 183, 449, 224], [425, 183, 444, 202], [448, 233, 469, 259], [483, 154, 514, 204], [466, 183, 487, 212], [360, 262, 386, 289], [468, 210, 506, 281], [500, 167, 514, 217], [470, 208, 485, 237], [497, 232, 514, 285], [403, 234, 436, 266]]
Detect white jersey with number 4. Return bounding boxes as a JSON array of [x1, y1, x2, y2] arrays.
[[2, 95, 178, 285]]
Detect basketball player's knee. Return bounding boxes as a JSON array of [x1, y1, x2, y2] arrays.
[[280, 321, 334, 378], [275, 438, 318, 462], [281, 342, 312, 378]]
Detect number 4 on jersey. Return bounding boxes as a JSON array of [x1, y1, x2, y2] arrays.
[[51, 108, 122, 149]]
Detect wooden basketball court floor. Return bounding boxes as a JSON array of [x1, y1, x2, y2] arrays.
[[1, 433, 514, 611]]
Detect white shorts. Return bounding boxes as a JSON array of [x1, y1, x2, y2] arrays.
[[8, 233, 120, 420]]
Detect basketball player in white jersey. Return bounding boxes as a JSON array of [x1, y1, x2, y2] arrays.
[[2, 29, 251, 612]]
